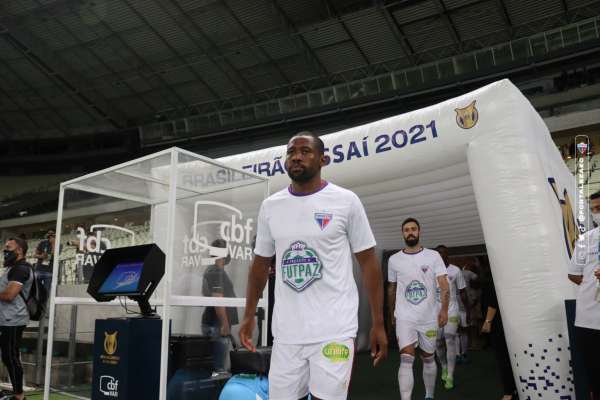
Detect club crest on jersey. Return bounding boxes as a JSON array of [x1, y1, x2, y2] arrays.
[[314, 213, 333, 230], [405, 280, 427, 305], [281, 241, 323, 292], [421, 265, 430, 273]]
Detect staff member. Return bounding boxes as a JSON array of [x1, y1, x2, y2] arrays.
[[0, 237, 33, 400], [568, 190, 600, 400]]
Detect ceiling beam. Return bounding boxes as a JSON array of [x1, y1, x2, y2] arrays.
[[433, 0, 463, 52], [322, 0, 371, 65], [374, 0, 417, 65], [495, 0, 514, 38], [270, 0, 331, 78], [220, 0, 292, 84]]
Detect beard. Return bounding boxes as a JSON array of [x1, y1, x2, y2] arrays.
[[287, 164, 317, 183], [404, 235, 419, 247]]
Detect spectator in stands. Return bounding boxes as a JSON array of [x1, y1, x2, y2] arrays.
[[201, 239, 238, 373], [0, 237, 33, 400], [35, 229, 56, 292]]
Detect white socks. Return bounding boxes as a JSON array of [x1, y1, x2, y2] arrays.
[[398, 354, 415, 400], [445, 334, 457, 379], [422, 354, 437, 398]]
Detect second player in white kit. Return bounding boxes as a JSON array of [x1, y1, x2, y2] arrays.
[[387, 218, 449, 400]]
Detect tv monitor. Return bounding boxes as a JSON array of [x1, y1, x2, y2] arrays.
[[87, 244, 165, 316]]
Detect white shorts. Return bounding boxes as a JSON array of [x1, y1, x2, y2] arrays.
[[269, 338, 355, 400], [442, 314, 460, 336], [459, 310, 468, 328], [395, 320, 438, 354]]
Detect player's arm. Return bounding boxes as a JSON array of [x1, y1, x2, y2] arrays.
[[481, 306, 497, 333], [355, 247, 388, 366], [459, 288, 469, 319], [437, 275, 449, 327], [568, 274, 583, 285], [387, 282, 397, 327], [240, 255, 272, 351]]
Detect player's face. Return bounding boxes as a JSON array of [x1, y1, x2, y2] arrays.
[[590, 197, 600, 214], [285, 136, 324, 183], [402, 222, 420, 247]]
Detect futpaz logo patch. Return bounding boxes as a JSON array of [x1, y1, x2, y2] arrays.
[[281, 241, 323, 291], [181, 201, 255, 268]]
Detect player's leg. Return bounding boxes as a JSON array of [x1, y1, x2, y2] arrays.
[[418, 326, 439, 400], [269, 341, 310, 400], [457, 311, 468, 362], [443, 316, 459, 389], [308, 338, 355, 400], [435, 329, 447, 382], [397, 321, 418, 400]]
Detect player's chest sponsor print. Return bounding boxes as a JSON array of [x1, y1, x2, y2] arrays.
[[281, 241, 323, 291], [405, 280, 428, 305]]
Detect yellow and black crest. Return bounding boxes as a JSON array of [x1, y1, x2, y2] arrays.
[[548, 177, 579, 258], [104, 331, 118, 355], [455, 100, 479, 129]]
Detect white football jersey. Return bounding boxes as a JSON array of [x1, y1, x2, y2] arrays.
[[254, 182, 376, 344], [388, 248, 447, 325], [569, 227, 600, 330], [436, 264, 466, 316]]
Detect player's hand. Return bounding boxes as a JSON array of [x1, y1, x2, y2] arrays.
[[239, 316, 256, 352], [370, 323, 388, 367], [220, 323, 231, 337], [595, 268, 600, 282], [438, 310, 448, 328], [481, 320, 492, 334]]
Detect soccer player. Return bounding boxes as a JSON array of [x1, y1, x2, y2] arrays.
[[567, 191, 600, 400], [388, 219, 449, 400], [434, 245, 468, 390], [240, 131, 388, 400]]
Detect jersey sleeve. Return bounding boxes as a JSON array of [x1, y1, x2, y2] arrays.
[[456, 267, 467, 290], [387, 257, 397, 283], [433, 253, 447, 277], [254, 202, 276, 258], [7, 264, 30, 285], [347, 193, 376, 253]]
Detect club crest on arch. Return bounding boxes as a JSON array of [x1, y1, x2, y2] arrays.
[[455, 100, 479, 129]]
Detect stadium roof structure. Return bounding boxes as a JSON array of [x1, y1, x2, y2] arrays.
[[0, 0, 599, 140]]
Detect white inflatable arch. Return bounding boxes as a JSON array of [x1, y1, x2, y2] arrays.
[[218, 79, 578, 399]]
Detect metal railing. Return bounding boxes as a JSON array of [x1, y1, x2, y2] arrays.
[[140, 15, 600, 146]]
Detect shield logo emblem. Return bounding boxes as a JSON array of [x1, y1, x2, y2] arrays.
[[104, 331, 118, 355]]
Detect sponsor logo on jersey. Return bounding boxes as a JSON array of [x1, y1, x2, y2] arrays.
[[314, 212, 333, 230], [281, 241, 323, 291], [425, 329, 438, 338], [405, 280, 428, 305], [455, 100, 479, 129], [322, 342, 350, 362]]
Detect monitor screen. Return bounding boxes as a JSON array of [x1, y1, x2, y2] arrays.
[[98, 261, 143, 295]]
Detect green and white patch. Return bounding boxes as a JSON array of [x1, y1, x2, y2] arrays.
[[281, 241, 323, 291], [322, 342, 351, 362]]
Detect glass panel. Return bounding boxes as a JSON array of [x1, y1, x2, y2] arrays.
[[422, 64, 439, 82], [406, 68, 422, 87], [309, 92, 322, 107], [322, 88, 335, 105], [364, 79, 379, 95], [335, 85, 349, 102], [579, 21, 598, 42], [377, 75, 393, 91], [349, 82, 366, 99], [530, 36, 547, 57], [562, 26, 579, 47], [511, 38, 530, 60], [475, 48, 494, 69], [280, 98, 294, 113], [453, 54, 476, 75], [394, 71, 407, 89], [295, 94, 308, 110], [493, 43, 512, 65], [438, 60, 454, 79], [546, 31, 563, 51]]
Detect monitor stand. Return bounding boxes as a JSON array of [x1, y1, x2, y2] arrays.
[[135, 298, 157, 318]]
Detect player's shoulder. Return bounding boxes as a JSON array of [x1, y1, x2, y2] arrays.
[[323, 182, 361, 203], [261, 187, 291, 208], [448, 264, 461, 273], [422, 248, 442, 258]]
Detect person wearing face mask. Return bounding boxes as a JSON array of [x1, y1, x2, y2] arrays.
[[568, 191, 600, 400], [0, 237, 33, 400]]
